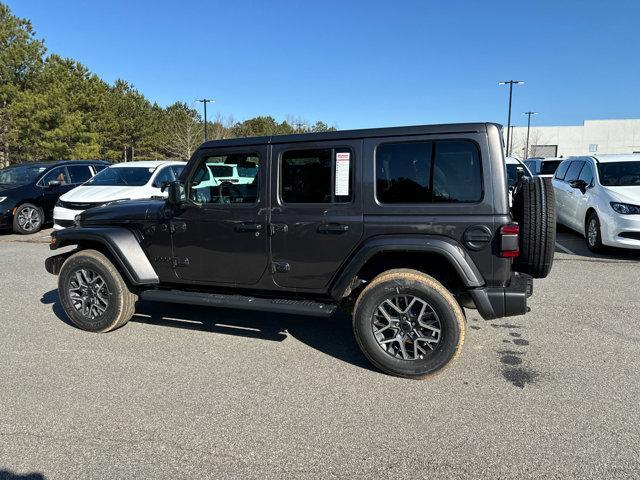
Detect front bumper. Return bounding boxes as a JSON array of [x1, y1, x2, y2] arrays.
[[53, 206, 83, 230], [601, 212, 640, 250], [468, 272, 533, 320]]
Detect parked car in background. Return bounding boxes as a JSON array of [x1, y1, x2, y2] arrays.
[[506, 157, 532, 206], [552, 154, 640, 252], [524, 157, 564, 178], [506, 157, 532, 188], [53, 161, 186, 229], [0, 160, 108, 234]]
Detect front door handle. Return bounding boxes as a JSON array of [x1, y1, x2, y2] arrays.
[[236, 222, 263, 232], [318, 223, 349, 234]]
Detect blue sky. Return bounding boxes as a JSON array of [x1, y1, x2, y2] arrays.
[[6, 0, 640, 129]]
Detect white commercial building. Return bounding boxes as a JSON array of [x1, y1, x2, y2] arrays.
[[507, 119, 640, 159]]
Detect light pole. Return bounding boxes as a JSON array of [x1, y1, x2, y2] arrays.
[[523, 111, 539, 160], [196, 98, 215, 141], [498, 80, 524, 156]]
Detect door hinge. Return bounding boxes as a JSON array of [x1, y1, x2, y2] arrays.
[[269, 223, 288, 236], [170, 221, 187, 234], [172, 257, 190, 268], [271, 261, 290, 273]]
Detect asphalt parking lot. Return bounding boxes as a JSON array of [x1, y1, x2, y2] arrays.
[[0, 228, 638, 479]]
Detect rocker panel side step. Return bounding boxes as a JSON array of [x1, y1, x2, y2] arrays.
[[140, 289, 337, 317]]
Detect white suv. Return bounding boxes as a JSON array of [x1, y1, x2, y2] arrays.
[[552, 154, 640, 251], [53, 161, 186, 229]]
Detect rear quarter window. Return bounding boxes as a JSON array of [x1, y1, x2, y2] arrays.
[[376, 140, 482, 203]]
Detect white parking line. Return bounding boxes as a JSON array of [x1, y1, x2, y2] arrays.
[[555, 241, 576, 255]]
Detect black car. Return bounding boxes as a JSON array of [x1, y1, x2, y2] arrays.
[[45, 124, 556, 379], [0, 160, 109, 234]]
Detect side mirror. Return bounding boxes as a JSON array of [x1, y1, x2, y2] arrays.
[[47, 180, 61, 189], [569, 179, 588, 193], [165, 180, 187, 206]]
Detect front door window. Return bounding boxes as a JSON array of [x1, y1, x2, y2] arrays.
[[189, 152, 260, 205]]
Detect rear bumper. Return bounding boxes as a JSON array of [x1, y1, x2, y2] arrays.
[[468, 272, 533, 320]]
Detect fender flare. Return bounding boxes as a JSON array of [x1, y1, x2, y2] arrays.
[[48, 226, 159, 285], [329, 235, 485, 298]]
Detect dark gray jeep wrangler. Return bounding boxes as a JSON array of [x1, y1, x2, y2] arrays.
[[46, 123, 555, 379]]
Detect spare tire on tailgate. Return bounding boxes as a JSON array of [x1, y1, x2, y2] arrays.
[[511, 176, 556, 278]]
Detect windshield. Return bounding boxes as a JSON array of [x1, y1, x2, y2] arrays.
[[597, 161, 640, 186], [540, 161, 562, 175], [86, 166, 154, 186], [0, 164, 47, 185]]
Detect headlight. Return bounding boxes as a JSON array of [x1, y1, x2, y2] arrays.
[[610, 202, 640, 215], [0, 197, 6, 203]]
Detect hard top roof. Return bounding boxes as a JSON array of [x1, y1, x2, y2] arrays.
[[198, 122, 498, 150]]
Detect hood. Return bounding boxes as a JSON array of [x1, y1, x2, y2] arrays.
[[79, 198, 166, 226], [602, 186, 640, 205], [60, 185, 165, 202]]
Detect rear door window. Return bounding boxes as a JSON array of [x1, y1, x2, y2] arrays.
[[281, 148, 352, 203], [67, 165, 93, 184], [376, 140, 482, 203]]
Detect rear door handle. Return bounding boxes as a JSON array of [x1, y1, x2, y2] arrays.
[[236, 222, 263, 232], [318, 223, 349, 234]]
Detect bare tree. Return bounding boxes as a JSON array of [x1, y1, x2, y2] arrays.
[[510, 128, 548, 159], [208, 113, 234, 140], [159, 102, 203, 160]]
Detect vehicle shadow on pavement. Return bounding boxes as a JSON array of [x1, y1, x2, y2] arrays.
[[40, 290, 377, 373], [0, 469, 46, 480]]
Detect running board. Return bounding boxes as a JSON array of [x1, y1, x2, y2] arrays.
[[140, 289, 337, 317]]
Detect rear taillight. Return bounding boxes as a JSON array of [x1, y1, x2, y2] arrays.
[[500, 223, 520, 258]]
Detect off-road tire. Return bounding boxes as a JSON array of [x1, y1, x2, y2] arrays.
[[59, 249, 137, 332], [13, 203, 44, 234], [352, 269, 465, 379], [512, 176, 556, 278], [585, 211, 604, 253]]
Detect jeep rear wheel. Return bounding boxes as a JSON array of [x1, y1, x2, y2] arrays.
[[59, 249, 137, 332], [512, 176, 556, 278], [353, 269, 465, 379]]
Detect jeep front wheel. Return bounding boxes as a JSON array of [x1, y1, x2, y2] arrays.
[[58, 249, 137, 332], [352, 269, 465, 379]]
